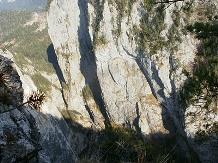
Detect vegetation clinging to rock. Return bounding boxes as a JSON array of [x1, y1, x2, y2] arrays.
[[83, 126, 184, 162], [46, 0, 53, 11], [181, 20, 218, 110]]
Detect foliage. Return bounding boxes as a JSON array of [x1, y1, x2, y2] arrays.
[[0, 10, 31, 37], [112, 28, 121, 38], [144, 0, 193, 6], [0, 10, 54, 95], [181, 56, 218, 109], [167, 10, 182, 52], [143, 0, 156, 8], [46, 0, 53, 11], [107, 0, 137, 37], [88, 0, 105, 49], [194, 129, 209, 143], [82, 84, 93, 100], [0, 0, 46, 11], [97, 127, 146, 162], [137, 0, 194, 56], [109, 0, 137, 18], [133, 4, 167, 55], [186, 21, 218, 39], [181, 20, 218, 110], [26, 90, 46, 111], [1, 90, 46, 113], [93, 127, 181, 163], [93, 35, 108, 47], [60, 109, 82, 122], [195, 122, 218, 143]]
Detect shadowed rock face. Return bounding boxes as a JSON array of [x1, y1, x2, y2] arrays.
[[0, 54, 38, 162], [0, 53, 77, 162], [0, 55, 23, 106]]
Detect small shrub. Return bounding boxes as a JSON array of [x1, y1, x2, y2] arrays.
[[133, 4, 167, 56], [112, 28, 121, 38], [82, 84, 93, 100], [97, 127, 146, 162], [46, 0, 53, 11], [93, 35, 108, 48], [93, 127, 181, 162], [27, 90, 46, 111]]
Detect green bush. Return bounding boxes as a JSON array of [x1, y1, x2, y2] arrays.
[[133, 4, 167, 55], [97, 127, 146, 162], [88, 0, 105, 50], [181, 20, 218, 110], [93, 127, 181, 162], [82, 84, 94, 100], [93, 35, 108, 48]]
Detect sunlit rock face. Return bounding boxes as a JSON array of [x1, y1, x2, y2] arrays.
[[47, 0, 167, 134], [0, 51, 77, 162], [46, 0, 218, 162]]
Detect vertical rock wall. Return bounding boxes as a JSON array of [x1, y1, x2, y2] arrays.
[[47, 0, 218, 162]]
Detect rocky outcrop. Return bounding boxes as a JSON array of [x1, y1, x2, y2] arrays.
[[47, 0, 105, 129], [0, 51, 78, 162], [47, 0, 218, 162]]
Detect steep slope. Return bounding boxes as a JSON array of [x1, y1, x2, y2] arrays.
[[0, 50, 78, 162], [0, 10, 55, 93], [47, 0, 218, 162]]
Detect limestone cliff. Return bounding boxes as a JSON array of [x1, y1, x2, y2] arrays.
[[0, 50, 78, 162], [47, 0, 218, 162]]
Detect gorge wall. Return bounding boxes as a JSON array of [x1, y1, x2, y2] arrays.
[[1, 0, 217, 162], [47, 0, 218, 162], [0, 50, 78, 162]]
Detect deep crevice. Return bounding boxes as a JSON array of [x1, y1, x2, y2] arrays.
[[77, 0, 110, 128], [47, 44, 66, 84], [47, 43, 68, 106], [122, 46, 200, 161], [133, 102, 141, 133]]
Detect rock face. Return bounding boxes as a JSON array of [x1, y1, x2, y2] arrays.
[[0, 0, 217, 162], [47, 0, 218, 162], [47, 0, 217, 162], [47, 0, 166, 133], [47, 0, 177, 133], [0, 51, 77, 162]]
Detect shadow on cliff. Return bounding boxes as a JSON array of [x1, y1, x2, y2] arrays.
[[0, 99, 208, 162], [121, 47, 201, 162], [77, 0, 110, 127], [135, 54, 201, 162], [47, 44, 66, 84], [47, 43, 68, 106], [30, 111, 188, 163]]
